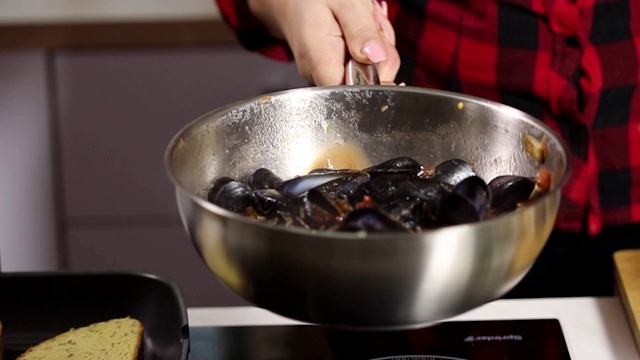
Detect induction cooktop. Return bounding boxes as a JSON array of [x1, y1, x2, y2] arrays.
[[188, 319, 570, 360]]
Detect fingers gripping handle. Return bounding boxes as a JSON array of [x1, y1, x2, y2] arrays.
[[345, 58, 380, 85]]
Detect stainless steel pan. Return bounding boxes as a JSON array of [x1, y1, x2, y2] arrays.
[[165, 75, 570, 329]]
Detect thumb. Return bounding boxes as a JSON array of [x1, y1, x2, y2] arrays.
[[332, 0, 388, 65]]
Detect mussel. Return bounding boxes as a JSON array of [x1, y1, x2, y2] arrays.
[[205, 155, 551, 233], [429, 159, 476, 186], [308, 168, 361, 175], [437, 176, 491, 225], [280, 172, 361, 197], [364, 156, 424, 176], [247, 168, 283, 190], [488, 175, 535, 214], [211, 180, 253, 214], [365, 174, 418, 206], [252, 189, 292, 217], [312, 172, 371, 201], [294, 189, 353, 230], [334, 208, 407, 232], [207, 176, 234, 203]]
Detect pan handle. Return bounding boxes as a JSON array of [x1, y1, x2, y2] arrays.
[[345, 58, 380, 85]]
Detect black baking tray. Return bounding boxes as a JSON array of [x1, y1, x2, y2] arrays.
[[0, 271, 189, 360]]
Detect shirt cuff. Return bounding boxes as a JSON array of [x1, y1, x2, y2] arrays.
[[215, 0, 293, 62]]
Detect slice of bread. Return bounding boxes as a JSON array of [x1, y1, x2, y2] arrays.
[[17, 317, 143, 360]]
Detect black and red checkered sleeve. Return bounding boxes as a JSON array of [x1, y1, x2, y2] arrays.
[[214, 0, 293, 61], [588, 0, 640, 228]]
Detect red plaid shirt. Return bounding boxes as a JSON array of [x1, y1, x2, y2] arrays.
[[216, 0, 640, 235]]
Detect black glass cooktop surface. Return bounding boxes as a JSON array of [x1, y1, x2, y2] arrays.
[[188, 319, 571, 360]]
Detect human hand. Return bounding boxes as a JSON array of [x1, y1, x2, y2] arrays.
[[247, 0, 401, 85]]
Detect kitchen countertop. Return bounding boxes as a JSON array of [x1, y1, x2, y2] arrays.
[[0, 0, 236, 49], [187, 297, 640, 360]]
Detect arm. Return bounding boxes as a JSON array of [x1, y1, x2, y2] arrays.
[[215, 0, 293, 61], [215, 0, 400, 85]]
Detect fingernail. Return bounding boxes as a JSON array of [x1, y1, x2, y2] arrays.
[[399, 82, 406, 86], [362, 40, 387, 63], [379, 20, 395, 46]]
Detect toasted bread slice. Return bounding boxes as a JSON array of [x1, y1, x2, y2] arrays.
[[18, 317, 143, 360]]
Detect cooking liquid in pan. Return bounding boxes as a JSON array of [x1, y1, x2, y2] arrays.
[[305, 142, 372, 173]]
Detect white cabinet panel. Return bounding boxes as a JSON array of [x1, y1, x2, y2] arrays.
[[66, 225, 249, 307], [55, 47, 307, 219], [0, 50, 59, 271]]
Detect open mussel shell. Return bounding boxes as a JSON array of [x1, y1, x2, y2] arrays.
[[308, 168, 361, 175], [280, 172, 362, 197], [294, 189, 353, 230], [312, 172, 371, 201]]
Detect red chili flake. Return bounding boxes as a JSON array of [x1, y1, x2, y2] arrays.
[[420, 166, 435, 177], [355, 195, 374, 209]]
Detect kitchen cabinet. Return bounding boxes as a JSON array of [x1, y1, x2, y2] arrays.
[[0, 1, 309, 306], [55, 46, 308, 306], [66, 226, 248, 307], [0, 50, 59, 271], [56, 47, 307, 219]]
